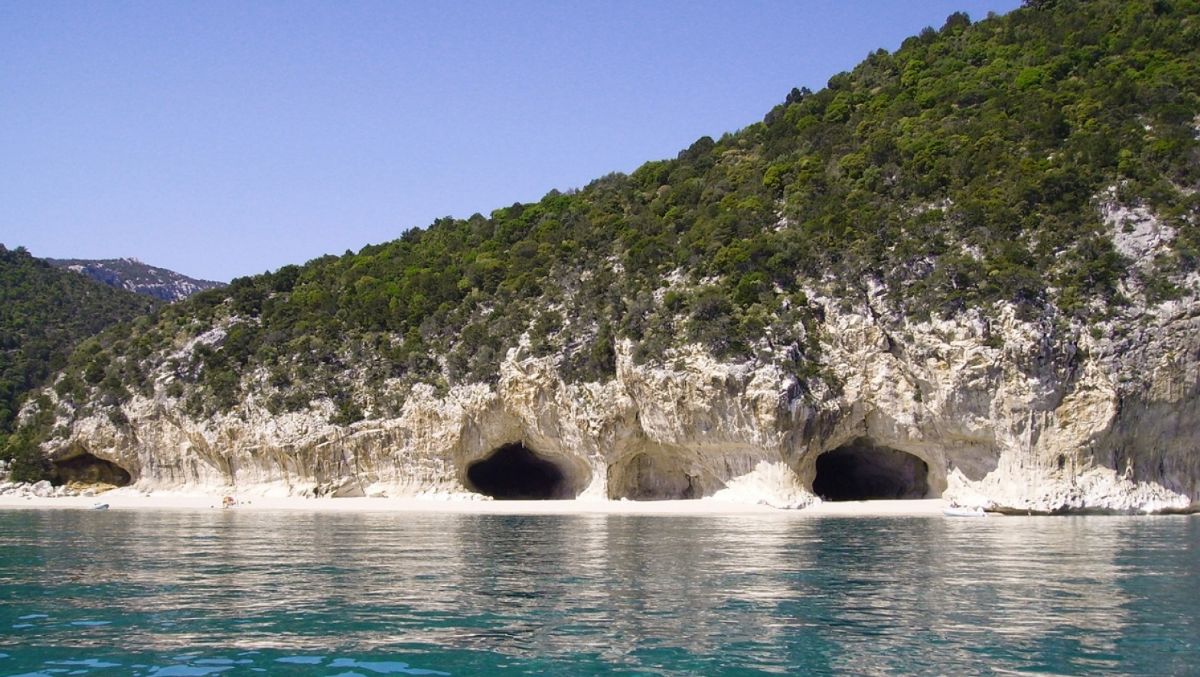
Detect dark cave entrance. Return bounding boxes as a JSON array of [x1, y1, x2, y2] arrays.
[[812, 439, 930, 501], [466, 443, 571, 500], [50, 452, 132, 487], [607, 452, 710, 500]]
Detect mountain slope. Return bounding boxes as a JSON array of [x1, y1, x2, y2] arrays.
[[20, 0, 1200, 511], [0, 245, 160, 477], [46, 257, 225, 302]]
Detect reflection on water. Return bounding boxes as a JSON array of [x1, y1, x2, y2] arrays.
[[1, 509, 1197, 675]]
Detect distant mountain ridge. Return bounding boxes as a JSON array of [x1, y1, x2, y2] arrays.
[[45, 257, 225, 302]]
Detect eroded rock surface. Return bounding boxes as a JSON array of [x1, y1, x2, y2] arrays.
[[34, 265, 1200, 514]]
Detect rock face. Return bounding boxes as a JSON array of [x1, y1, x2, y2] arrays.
[[39, 251, 1200, 513], [45, 257, 224, 302]]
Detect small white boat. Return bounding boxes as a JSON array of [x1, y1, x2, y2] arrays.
[[90, 502, 109, 510], [943, 505, 986, 517]]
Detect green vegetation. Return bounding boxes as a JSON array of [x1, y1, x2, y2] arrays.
[[0, 245, 160, 473], [13, 0, 1200, 443]]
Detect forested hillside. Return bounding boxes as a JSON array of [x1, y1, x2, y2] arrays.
[[20, 0, 1200, 442], [0, 246, 160, 475]]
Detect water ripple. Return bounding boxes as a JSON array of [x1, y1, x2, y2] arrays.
[[1, 510, 1198, 674]]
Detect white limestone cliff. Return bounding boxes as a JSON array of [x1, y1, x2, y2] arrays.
[[31, 201, 1200, 514], [35, 291, 1197, 513]]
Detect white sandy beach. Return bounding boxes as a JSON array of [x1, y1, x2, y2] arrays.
[[0, 488, 952, 516]]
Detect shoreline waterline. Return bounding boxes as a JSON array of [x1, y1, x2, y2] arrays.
[[0, 490, 954, 516]]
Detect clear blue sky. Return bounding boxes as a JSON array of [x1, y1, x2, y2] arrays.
[[1, 0, 1022, 282]]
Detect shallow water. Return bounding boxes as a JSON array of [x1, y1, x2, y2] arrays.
[[0, 509, 1197, 675]]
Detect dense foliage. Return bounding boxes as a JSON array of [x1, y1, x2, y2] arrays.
[[0, 246, 160, 478], [18, 0, 1200, 441]]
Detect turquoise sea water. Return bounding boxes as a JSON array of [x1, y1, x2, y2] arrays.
[[0, 509, 1197, 676]]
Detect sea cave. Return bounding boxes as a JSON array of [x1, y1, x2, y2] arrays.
[[465, 443, 574, 500], [812, 439, 930, 501], [607, 448, 720, 500], [50, 452, 132, 487]]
